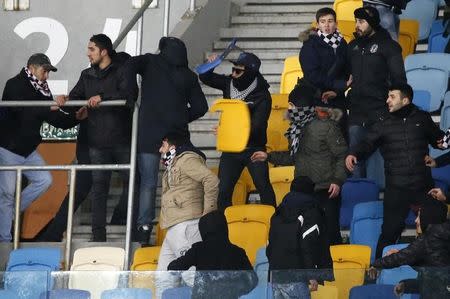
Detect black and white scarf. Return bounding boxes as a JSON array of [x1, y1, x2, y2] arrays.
[[230, 78, 258, 100], [317, 29, 343, 49], [442, 128, 450, 148], [24, 67, 52, 97], [162, 147, 177, 169], [285, 106, 316, 156]]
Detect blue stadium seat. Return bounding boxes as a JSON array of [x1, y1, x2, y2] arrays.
[[349, 284, 397, 299], [439, 91, 450, 130], [240, 284, 273, 299], [340, 179, 380, 229], [254, 247, 269, 285], [377, 244, 418, 285], [161, 286, 192, 299], [432, 165, 450, 187], [101, 288, 152, 299], [350, 201, 383, 262], [40, 289, 91, 299], [367, 150, 386, 190], [412, 90, 431, 111], [400, 0, 438, 40], [404, 210, 417, 227], [428, 20, 450, 53], [0, 290, 20, 299], [405, 53, 450, 78]]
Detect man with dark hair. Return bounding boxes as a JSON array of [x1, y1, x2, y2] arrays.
[[346, 83, 444, 258], [347, 6, 407, 178], [0, 53, 81, 242]]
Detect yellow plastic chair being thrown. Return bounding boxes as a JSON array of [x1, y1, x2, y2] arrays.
[[210, 99, 251, 152]]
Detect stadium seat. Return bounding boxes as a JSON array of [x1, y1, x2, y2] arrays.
[[405, 53, 450, 77], [349, 284, 397, 299], [311, 285, 338, 299], [269, 166, 295, 206], [266, 94, 289, 152], [0, 290, 20, 299], [340, 179, 380, 229], [40, 289, 91, 299], [240, 284, 273, 299], [377, 244, 418, 285], [334, 0, 362, 22], [350, 201, 383, 262], [155, 223, 167, 246], [210, 99, 251, 152], [131, 246, 161, 271], [428, 20, 450, 53], [400, 19, 420, 45], [225, 205, 275, 265], [161, 286, 192, 299], [280, 56, 303, 94], [398, 22, 418, 59], [100, 288, 152, 299], [69, 247, 125, 299], [432, 165, 450, 188], [400, 0, 438, 40], [337, 20, 356, 43], [254, 247, 269, 285], [210, 167, 248, 205], [240, 167, 256, 192], [412, 90, 431, 111]]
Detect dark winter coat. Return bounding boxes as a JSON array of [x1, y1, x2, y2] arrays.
[[199, 71, 271, 148], [168, 211, 257, 299], [69, 53, 131, 148], [349, 104, 444, 191], [347, 28, 407, 126], [125, 39, 208, 154], [0, 68, 78, 157]]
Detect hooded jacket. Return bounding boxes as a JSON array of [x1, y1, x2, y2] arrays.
[[199, 69, 271, 148], [0, 68, 78, 157], [347, 27, 407, 126], [168, 210, 257, 299], [125, 37, 208, 154]]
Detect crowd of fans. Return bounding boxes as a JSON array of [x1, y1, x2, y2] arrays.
[[0, 3, 449, 298]]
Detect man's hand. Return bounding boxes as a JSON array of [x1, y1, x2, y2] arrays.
[[328, 183, 340, 198], [345, 155, 358, 172], [250, 151, 268, 163], [87, 95, 102, 108], [309, 279, 318, 292], [394, 282, 405, 297], [206, 54, 219, 63], [51, 95, 69, 111], [367, 266, 378, 280], [385, 248, 399, 256], [424, 155, 437, 168], [321, 91, 337, 103], [75, 106, 88, 120], [428, 188, 447, 202]]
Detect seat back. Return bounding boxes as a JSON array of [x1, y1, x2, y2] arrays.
[[399, 19, 420, 54], [400, 0, 438, 40], [398, 30, 416, 59], [340, 179, 380, 228], [266, 94, 289, 152], [101, 288, 152, 299], [131, 247, 161, 271], [349, 284, 397, 299], [280, 56, 303, 94], [161, 286, 192, 299], [412, 90, 431, 111], [350, 201, 383, 262], [269, 166, 295, 206], [254, 247, 269, 285], [405, 53, 450, 76], [428, 20, 450, 53], [0, 290, 20, 299], [40, 289, 91, 299], [210, 99, 251, 152], [337, 20, 356, 43], [334, 0, 362, 22], [225, 205, 275, 265], [377, 244, 418, 285], [311, 285, 338, 299]]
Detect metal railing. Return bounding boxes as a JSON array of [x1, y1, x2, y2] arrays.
[[0, 100, 139, 270]]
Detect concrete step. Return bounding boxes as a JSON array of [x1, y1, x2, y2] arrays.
[[214, 40, 301, 50], [239, 4, 331, 14], [220, 27, 306, 39], [231, 14, 314, 24], [205, 50, 298, 60]]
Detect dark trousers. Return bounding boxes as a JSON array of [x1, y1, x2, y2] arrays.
[[218, 148, 276, 211], [375, 187, 427, 258], [315, 190, 343, 246]]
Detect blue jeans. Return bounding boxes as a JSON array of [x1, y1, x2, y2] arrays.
[[348, 125, 369, 178], [365, 4, 400, 41], [137, 152, 160, 227], [0, 147, 52, 241]]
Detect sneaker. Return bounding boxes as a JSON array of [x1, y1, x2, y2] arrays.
[[137, 224, 152, 245]]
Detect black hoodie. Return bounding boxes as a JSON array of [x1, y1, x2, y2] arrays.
[[124, 37, 208, 154]]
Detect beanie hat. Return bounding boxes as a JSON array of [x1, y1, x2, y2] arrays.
[[420, 199, 448, 233], [354, 6, 381, 30], [290, 176, 315, 194]]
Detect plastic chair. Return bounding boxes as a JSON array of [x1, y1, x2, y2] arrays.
[[266, 94, 289, 152], [131, 246, 161, 271], [337, 20, 356, 43], [210, 99, 251, 152], [254, 247, 269, 285], [101, 288, 152, 299], [280, 56, 303, 94], [398, 22, 418, 59], [161, 286, 192, 299], [225, 205, 275, 265], [405, 53, 450, 78], [340, 179, 380, 229], [349, 284, 397, 299], [311, 285, 338, 299], [400, 0, 438, 40], [0, 290, 20, 299], [412, 90, 431, 111], [350, 201, 383, 262], [334, 0, 363, 22], [210, 167, 248, 205], [269, 166, 295, 206], [428, 20, 450, 53], [40, 289, 91, 299], [377, 244, 418, 285]]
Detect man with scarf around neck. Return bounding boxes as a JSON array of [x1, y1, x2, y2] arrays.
[[0, 53, 82, 242], [251, 89, 348, 251], [299, 7, 352, 141], [346, 83, 444, 258], [346, 6, 407, 178], [199, 52, 276, 210]]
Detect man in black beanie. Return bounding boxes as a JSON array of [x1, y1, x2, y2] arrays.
[[346, 6, 406, 178]]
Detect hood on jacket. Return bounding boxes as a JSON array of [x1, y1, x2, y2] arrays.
[[176, 143, 207, 161], [159, 37, 188, 67], [199, 210, 229, 241], [316, 107, 344, 122], [298, 27, 318, 42], [276, 191, 316, 222]]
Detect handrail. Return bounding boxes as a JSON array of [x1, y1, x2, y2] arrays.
[[0, 100, 138, 270]]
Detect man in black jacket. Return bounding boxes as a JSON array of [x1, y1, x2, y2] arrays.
[[347, 6, 407, 178], [200, 52, 276, 210], [0, 53, 80, 242], [125, 37, 208, 244], [346, 83, 444, 258]]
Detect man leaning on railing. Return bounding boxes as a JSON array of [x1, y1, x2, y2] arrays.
[[0, 53, 86, 242]]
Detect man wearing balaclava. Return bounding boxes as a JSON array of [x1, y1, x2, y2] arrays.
[[346, 6, 406, 178], [200, 52, 276, 210]]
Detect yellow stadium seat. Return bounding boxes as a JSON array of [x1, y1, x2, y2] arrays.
[[130, 246, 161, 291], [329, 244, 371, 299], [210, 99, 251, 152], [267, 94, 290, 152], [400, 19, 419, 44], [311, 285, 338, 299], [337, 20, 356, 43], [210, 167, 248, 205], [334, 0, 363, 22], [280, 56, 303, 94], [269, 166, 295, 206], [399, 19, 419, 59], [155, 223, 167, 246], [225, 205, 275, 265]]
